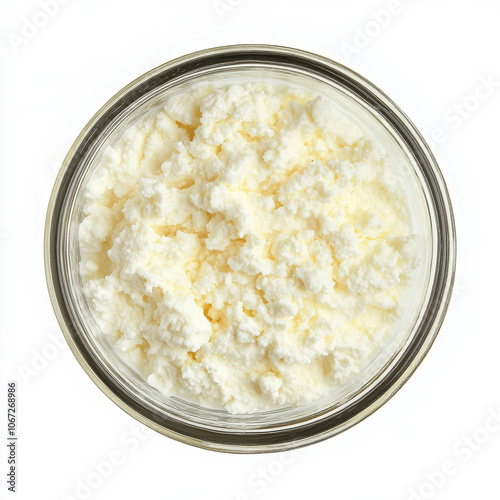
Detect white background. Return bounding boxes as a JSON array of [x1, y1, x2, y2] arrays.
[[1, 1, 499, 499]]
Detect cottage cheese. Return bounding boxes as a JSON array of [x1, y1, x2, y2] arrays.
[[79, 82, 418, 414]]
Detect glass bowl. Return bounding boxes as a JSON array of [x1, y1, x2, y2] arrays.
[[44, 44, 456, 453]]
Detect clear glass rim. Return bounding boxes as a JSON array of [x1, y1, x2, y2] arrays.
[[44, 44, 456, 453]]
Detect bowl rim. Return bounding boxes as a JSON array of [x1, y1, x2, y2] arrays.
[[44, 43, 456, 453]]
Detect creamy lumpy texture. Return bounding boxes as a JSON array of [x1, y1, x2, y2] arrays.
[[79, 82, 418, 414]]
